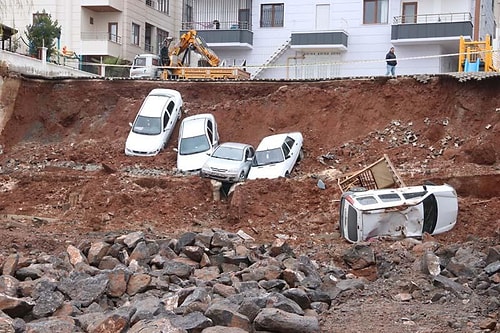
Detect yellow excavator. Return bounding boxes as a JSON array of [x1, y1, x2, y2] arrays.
[[160, 29, 249, 80]]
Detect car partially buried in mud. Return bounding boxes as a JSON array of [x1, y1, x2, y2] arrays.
[[339, 183, 458, 243]]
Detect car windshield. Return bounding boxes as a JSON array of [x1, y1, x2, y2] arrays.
[[253, 148, 284, 166], [133, 57, 147, 67], [132, 115, 161, 135], [179, 135, 210, 155], [212, 146, 243, 161]]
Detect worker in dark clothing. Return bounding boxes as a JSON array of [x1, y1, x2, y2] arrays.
[[160, 37, 173, 66], [385, 47, 397, 76]]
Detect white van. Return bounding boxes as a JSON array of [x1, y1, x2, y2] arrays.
[[339, 184, 458, 243], [129, 54, 161, 79]]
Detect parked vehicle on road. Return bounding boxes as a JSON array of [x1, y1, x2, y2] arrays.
[[125, 89, 183, 156], [339, 184, 458, 243], [200, 142, 255, 182], [247, 132, 304, 180], [177, 113, 219, 172], [129, 54, 161, 79]]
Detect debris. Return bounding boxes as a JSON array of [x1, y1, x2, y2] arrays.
[[317, 179, 326, 190], [237, 229, 255, 241]]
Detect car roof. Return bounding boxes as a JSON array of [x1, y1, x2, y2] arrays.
[[344, 184, 455, 210], [180, 113, 215, 138], [256, 132, 301, 150], [216, 142, 251, 150], [137, 89, 181, 118]]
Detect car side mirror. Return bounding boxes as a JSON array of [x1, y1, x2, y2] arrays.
[[129, 122, 133, 127], [173, 148, 178, 152]]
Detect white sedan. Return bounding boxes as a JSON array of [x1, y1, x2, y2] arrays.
[[125, 89, 182, 156], [247, 132, 304, 180], [176, 113, 219, 172], [200, 142, 255, 182], [339, 184, 459, 243]]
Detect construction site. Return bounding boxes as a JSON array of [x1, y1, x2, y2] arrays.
[[0, 57, 499, 332]]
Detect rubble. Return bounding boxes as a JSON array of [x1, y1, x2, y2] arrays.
[[0, 229, 498, 332]]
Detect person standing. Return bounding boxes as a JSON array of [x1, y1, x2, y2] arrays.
[[385, 47, 397, 76]]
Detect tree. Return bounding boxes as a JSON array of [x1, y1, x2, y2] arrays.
[[25, 9, 61, 59]]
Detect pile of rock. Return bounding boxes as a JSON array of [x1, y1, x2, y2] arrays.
[[1, 229, 499, 332], [0, 229, 342, 333]]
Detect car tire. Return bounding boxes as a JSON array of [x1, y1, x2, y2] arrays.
[[285, 171, 290, 178], [298, 149, 304, 161]]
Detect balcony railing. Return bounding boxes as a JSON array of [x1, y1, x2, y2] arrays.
[[393, 12, 472, 24], [182, 20, 251, 31], [81, 31, 122, 44]]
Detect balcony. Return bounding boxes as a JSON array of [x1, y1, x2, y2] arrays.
[[81, 0, 123, 12], [391, 12, 473, 47], [81, 31, 122, 57], [181, 21, 253, 49], [290, 31, 348, 52]]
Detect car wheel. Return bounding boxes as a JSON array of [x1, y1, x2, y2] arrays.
[[298, 149, 304, 161], [238, 171, 246, 182], [285, 171, 290, 178]]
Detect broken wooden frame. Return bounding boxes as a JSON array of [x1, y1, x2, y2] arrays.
[[337, 154, 406, 192]]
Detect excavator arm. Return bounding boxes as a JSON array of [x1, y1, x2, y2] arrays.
[[169, 30, 220, 67]]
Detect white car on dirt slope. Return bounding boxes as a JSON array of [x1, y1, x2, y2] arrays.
[[247, 132, 304, 180], [177, 113, 219, 172], [339, 183, 458, 243], [125, 89, 183, 156], [200, 142, 255, 182]]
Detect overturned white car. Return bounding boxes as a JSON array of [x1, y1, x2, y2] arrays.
[[339, 183, 458, 243]]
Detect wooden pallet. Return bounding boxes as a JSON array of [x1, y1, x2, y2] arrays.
[[337, 154, 406, 193]]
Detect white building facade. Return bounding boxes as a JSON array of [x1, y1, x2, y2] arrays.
[[0, 0, 181, 74], [185, 0, 496, 79], [0, 0, 496, 78]]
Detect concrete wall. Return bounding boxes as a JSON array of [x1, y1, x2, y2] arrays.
[[0, 50, 95, 78]]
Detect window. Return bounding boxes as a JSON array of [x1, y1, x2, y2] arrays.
[[132, 23, 140, 45], [90, 17, 94, 25], [260, 3, 284, 27], [402, 2, 417, 23], [363, 0, 388, 24], [207, 120, 213, 143], [159, 0, 169, 14], [379, 193, 401, 202], [356, 196, 378, 205], [33, 11, 49, 24], [108, 22, 118, 43]]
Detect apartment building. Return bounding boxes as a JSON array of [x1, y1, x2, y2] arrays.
[[0, 1, 496, 78], [183, 0, 496, 79], [0, 0, 181, 73]]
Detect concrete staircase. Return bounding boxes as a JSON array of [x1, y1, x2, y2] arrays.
[[252, 38, 291, 79]]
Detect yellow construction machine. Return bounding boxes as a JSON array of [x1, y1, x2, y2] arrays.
[[160, 29, 249, 80], [458, 34, 498, 72]]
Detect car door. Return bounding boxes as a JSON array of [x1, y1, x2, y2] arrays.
[[162, 100, 175, 145], [282, 136, 296, 174], [207, 118, 219, 149], [243, 146, 255, 175]]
